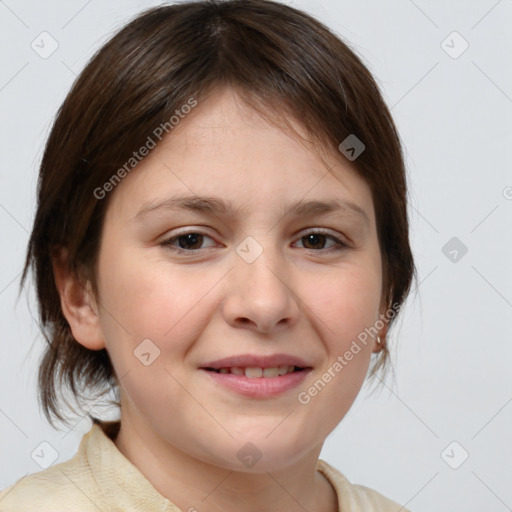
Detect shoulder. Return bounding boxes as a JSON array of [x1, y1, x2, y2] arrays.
[[348, 482, 411, 511], [0, 464, 91, 511], [317, 459, 412, 512], [0, 423, 114, 512], [0, 454, 100, 512]]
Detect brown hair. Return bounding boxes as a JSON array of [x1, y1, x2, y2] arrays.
[[21, 0, 416, 428]]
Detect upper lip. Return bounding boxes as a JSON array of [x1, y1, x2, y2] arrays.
[[200, 353, 312, 370]]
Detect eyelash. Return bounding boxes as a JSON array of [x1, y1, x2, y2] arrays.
[[160, 229, 348, 255]]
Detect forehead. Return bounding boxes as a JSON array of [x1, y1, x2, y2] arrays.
[[104, 87, 375, 226]]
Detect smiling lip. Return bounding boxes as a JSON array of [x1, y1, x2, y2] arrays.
[[199, 353, 312, 399]]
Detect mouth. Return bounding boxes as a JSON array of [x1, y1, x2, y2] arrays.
[[203, 365, 305, 378], [199, 354, 312, 398]]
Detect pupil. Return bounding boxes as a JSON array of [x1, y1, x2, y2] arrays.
[[304, 234, 325, 249], [178, 233, 202, 249]]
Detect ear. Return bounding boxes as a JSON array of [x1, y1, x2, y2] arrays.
[[371, 300, 391, 354], [52, 247, 106, 350]]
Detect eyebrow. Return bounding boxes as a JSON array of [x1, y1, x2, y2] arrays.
[[132, 195, 370, 227]]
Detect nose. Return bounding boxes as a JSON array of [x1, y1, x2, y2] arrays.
[[221, 240, 300, 334]]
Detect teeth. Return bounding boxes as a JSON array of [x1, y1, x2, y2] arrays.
[[263, 367, 279, 378], [214, 366, 299, 377], [278, 365, 289, 375], [245, 367, 263, 378]]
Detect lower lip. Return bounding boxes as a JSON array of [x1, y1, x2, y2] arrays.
[[200, 369, 311, 398]]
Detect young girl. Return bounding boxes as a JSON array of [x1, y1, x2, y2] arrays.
[[0, 1, 416, 510]]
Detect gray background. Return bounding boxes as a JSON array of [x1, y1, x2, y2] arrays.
[[1, 1, 511, 511]]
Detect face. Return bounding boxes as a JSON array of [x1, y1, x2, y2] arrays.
[[84, 87, 386, 472]]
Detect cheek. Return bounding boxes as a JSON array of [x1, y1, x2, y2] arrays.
[[96, 246, 222, 362], [312, 265, 382, 346], [294, 270, 381, 437], [95, 252, 216, 423]]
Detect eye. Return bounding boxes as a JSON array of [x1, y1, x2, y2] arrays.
[[160, 229, 348, 254], [160, 231, 218, 253], [293, 230, 348, 251]]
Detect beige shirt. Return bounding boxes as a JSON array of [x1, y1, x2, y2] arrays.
[[0, 420, 410, 511]]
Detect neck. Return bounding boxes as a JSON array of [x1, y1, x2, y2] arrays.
[[112, 416, 338, 512]]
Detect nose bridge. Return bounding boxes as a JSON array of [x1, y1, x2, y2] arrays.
[[224, 233, 299, 332], [236, 233, 288, 297]]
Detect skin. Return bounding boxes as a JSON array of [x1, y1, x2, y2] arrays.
[[54, 86, 389, 512]]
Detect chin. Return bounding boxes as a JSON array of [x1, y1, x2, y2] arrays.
[[224, 432, 313, 473]]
